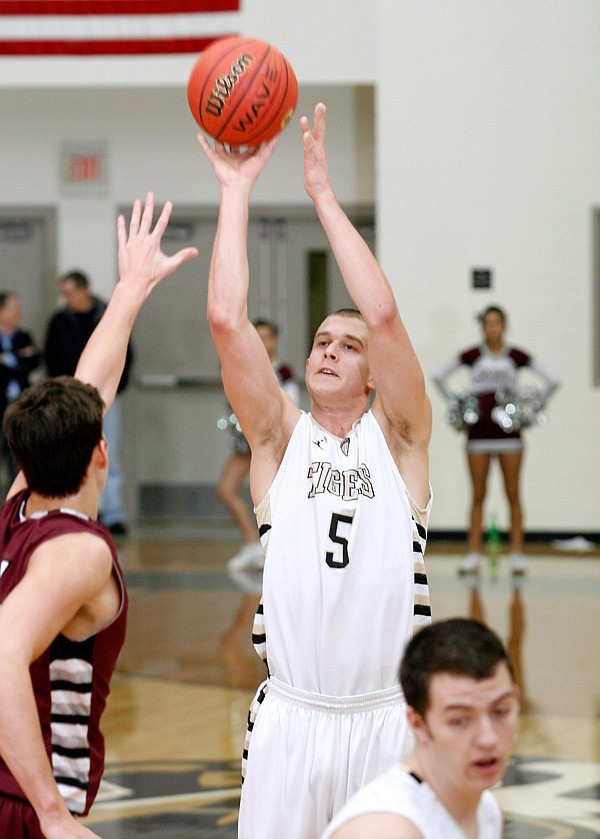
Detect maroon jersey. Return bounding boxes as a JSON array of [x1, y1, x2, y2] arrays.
[[0, 490, 128, 816], [459, 345, 530, 442]]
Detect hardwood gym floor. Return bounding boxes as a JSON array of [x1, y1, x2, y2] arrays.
[[81, 531, 600, 838]]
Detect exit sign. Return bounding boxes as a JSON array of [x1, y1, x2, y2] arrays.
[[60, 142, 108, 195]]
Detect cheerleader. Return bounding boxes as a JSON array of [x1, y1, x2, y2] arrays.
[[434, 306, 559, 574]]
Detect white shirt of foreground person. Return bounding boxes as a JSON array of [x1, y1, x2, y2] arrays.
[[321, 661, 518, 839], [320, 764, 501, 839]]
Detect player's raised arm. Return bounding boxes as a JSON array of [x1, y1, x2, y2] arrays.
[[301, 104, 431, 494], [198, 135, 300, 457], [75, 193, 198, 414], [6, 196, 197, 505]]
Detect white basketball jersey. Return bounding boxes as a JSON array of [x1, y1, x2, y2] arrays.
[[254, 410, 431, 696], [321, 764, 503, 839]]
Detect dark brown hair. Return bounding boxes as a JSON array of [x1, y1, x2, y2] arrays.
[[400, 618, 514, 716], [4, 376, 104, 498]]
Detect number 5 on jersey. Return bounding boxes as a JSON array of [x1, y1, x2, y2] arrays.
[[326, 513, 354, 568]]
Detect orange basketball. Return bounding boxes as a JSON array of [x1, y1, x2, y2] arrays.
[[187, 36, 298, 147]]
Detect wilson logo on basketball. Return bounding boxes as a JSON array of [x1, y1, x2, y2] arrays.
[[205, 53, 255, 117]]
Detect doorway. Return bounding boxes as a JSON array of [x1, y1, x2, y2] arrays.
[[0, 206, 57, 351]]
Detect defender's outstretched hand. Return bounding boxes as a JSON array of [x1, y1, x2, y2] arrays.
[[197, 133, 279, 192], [75, 193, 198, 415], [117, 192, 198, 297], [300, 103, 332, 203]]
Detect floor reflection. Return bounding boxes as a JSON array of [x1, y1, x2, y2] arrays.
[[462, 571, 529, 709]]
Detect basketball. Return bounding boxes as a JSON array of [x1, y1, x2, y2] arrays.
[[187, 36, 298, 147]]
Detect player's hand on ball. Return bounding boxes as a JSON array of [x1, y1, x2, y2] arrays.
[[197, 133, 279, 191]]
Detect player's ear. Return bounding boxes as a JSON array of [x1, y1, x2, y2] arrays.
[[95, 436, 109, 470], [406, 706, 428, 743]]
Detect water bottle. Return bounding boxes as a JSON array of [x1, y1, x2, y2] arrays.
[[486, 513, 502, 580]]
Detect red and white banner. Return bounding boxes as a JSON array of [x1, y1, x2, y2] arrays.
[[0, 1, 241, 56]]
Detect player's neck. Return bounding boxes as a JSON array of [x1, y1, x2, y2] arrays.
[[406, 754, 481, 838], [485, 338, 504, 355], [24, 484, 98, 521], [310, 402, 365, 438]]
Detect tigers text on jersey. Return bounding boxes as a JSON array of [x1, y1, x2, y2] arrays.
[[254, 409, 431, 696]]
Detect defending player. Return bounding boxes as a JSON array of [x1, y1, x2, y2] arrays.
[[198, 103, 432, 838], [0, 194, 197, 839]]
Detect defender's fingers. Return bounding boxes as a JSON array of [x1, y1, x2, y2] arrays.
[[117, 214, 127, 250], [152, 200, 173, 238], [171, 246, 199, 269], [139, 192, 155, 232], [128, 199, 142, 236]]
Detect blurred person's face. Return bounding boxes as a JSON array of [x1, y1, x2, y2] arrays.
[[0, 295, 22, 332], [408, 662, 518, 797], [61, 279, 93, 313], [256, 324, 278, 361], [482, 310, 505, 346]]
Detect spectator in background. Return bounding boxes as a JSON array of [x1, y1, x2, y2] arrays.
[[44, 271, 133, 537], [0, 290, 41, 493]]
